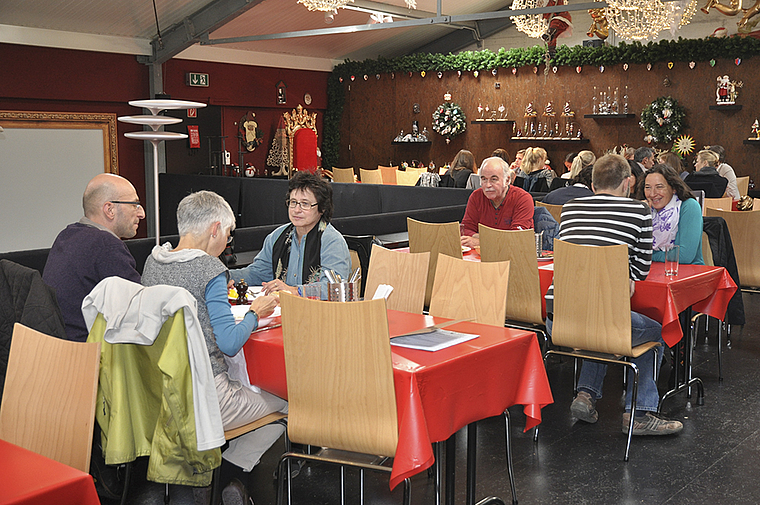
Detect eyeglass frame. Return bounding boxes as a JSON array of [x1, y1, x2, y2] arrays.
[[285, 199, 319, 211], [110, 200, 143, 211]]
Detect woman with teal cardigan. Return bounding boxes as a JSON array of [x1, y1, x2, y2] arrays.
[[637, 163, 704, 265]]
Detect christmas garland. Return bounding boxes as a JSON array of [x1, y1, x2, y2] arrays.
[[639, 96, 686, 144], [432, 102, 466, 141]]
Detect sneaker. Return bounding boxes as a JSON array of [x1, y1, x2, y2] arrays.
[[570, 391, 598, 423], [622, 412, 683, 436], [222, 478, 253, 505]]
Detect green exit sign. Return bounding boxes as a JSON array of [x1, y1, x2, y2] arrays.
[[186, 73, 209, 87]]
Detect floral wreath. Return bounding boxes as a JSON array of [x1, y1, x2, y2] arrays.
[[639, 96, 686, 145], [432, 101, 466, 143]]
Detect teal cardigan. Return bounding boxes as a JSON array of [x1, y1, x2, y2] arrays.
[[652, 197, 704, 265]]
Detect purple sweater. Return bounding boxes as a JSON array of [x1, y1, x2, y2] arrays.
[[42, 222, 140, 341]]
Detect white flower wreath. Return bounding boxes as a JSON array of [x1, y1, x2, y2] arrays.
[[432, 102, 467, 141], [639, 96, 686, 144]]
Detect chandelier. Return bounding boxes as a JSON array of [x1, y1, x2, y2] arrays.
[[604, 0, 671, 40], [667, 0, 698, 29], [297, 0, 354, 12], [510, 0, 550, 39]]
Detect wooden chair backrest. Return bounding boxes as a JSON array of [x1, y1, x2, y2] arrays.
[[378, 165, 398, 184], [0, 323, 101, 472], [706, 208, 760, 287], [365, 245, 429, 314], [429, 254, 510, 327], [736, 176, 749, 197], [536, 201, 563, 223], [331, 167, 355, 183], [396, 170, 420, 186], [280, 295, 398, 457], [552, 241, 633, 355], [407, 218, 463, 306], [478, 225, 543, 325], [359, 168, 383, 184], [701, 231, 714, 267], [703, 197, 732, 216]]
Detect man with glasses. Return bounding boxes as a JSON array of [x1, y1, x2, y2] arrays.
[[43, 173, 145, 342], [232, 172, 350, 300]]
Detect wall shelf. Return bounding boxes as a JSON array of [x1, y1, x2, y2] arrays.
[[709, 104, 742, 111], [470, 120, 515, 125], [509, 137, 589, 144], [392, 141, 431, 146], [584, 113, 635, 119], [743, 139, 760, 145]]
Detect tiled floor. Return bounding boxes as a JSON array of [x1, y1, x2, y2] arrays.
[[119, 292, 760, 505]]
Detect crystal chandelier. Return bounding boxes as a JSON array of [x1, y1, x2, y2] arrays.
[[604, 0, 671, 40], [667, 0, 698, 29], [510, 0, 550, 39], [297, 0, 354, 12]]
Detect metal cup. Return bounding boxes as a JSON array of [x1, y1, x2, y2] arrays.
[[328, 280, 360, 302]]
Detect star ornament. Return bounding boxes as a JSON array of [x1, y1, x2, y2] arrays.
[[674, 135, 696, 156]]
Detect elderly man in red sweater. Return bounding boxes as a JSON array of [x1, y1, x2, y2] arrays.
[[460, 156, 535, 248]]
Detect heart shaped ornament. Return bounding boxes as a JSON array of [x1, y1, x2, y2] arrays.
[[576, 66, 582, 73], [438, 72, 443, 79], [350, 75, 355, 81], [552, 66, 558, 73], [512, 67, 517, 75], [647, 63, 652, 71], [363, 75, 368, 80], [600, 65, 605, 73], [689, 61, 696, 69], [668, 62, 674, 69], [533, 66, 538, 74], [458, 70, 462, 78], [623, 63, 629, 71], [473, 70, 479, 78], [709, 59, 716, 67], [376, 74, 380, 80], [492, 69, 498, 76], [736, 58, 742, 65], [421, 71, 426, 77]]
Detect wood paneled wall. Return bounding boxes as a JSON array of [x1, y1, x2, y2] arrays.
[[338, 58, 759, 182]]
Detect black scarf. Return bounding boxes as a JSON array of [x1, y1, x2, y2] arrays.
[[271, 220, 326, 284]]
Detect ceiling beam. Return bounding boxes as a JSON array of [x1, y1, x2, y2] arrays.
[[411, 6, 517, 55], [201, 2, 607, 44], [139, 0, 267, 65]]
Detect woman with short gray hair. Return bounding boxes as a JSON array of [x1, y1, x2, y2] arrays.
[[142, 190, 287, 497]]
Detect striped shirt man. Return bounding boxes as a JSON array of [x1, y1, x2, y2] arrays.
[[545, 194, 653, 317]]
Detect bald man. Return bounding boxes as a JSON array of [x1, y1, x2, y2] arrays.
[[43, 173, 146, 341]]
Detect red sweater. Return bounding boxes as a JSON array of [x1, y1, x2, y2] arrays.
[[461, 186, 534, 235]]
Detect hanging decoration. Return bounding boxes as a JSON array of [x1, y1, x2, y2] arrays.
[[510, 0, 550, 38], [604, 0, 671, 41], [432, 93, 467, 144], [673, 135, 696, 156], [640, 96, 686, 144], [239, 112, 264, 152]]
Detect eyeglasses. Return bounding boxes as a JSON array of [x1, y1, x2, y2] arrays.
[[286, 199, 318, 211], [227, 229, 235, 245], [110, 200, 143, 211]]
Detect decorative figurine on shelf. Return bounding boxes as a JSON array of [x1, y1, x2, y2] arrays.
[[751, 119, 760, 140], [485, 105, 491, 120], [587, 8, 609, 39], [561, 102, 575, 139], [412, 120, 419, 138], [420, 127, 429, 141], [544, 102, 555, 117], [524, 102, 537, 117], [234, 279, 248, 305], [394, 130, 404, 142], [478, 103, 484, 120], [716, 75, 743, 104], [498, 104, 507, 120]]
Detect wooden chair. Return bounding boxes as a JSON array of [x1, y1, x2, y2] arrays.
[[429, 254, 510, 327], [395, 170, 420, 186], [706, 208, 760, 290], [478, 225, 547, 349], [0, 323, 101, 473], [360, 168, 383, 184], [736, 176, 749, 197], [331, 167, 355, 183], [536, 201, 563, 224], [407, 218, 463, 307], [378, 165, 398, 184], [537, 241, 660, 461], [365, 244, 429, 313], [277, 294, 410, 505], [702, 197, 732, 216]]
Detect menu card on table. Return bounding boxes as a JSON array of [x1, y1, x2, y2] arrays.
[[391, 328, 478, 352]]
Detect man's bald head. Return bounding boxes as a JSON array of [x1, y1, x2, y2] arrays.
[[83, 174, 144, 238]]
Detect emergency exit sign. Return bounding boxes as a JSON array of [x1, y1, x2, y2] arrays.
[[186, 73, 209, 87]]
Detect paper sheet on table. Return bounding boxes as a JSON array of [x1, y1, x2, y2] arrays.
[[372, 284, 394, 300], [231, 304, 281, 325], [391, 328, 478, 351]]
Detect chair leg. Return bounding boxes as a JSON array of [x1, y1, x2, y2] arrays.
[[624, 362, 639, 462], [118, 462, 132, 505], [164, 483, 170, 505], [718, 320, 724, 381], [503, 410, 518, 505], [210, 464, 222, 505], [402, 478, 412, 505]]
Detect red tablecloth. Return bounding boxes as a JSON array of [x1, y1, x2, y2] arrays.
[[538, 262, 736, 348], [243, 310, 553, 490], [0, 439, 100, 505]]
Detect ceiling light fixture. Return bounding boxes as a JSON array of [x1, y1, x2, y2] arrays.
[[298, 0, 354, 12], [510, 0, 550, 39], [604, 0, 671, 40]]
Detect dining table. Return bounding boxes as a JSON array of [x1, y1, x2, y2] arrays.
[[0, 439, 100, 505], [243, 309, 554, 497]]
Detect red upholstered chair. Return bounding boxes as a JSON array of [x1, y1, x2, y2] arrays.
[[284, 105, 320, 177]]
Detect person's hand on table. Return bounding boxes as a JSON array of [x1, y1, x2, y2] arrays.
[[249, 295, 278, 319], [461, 234, 480, 248], [262, 279, 299, 297]]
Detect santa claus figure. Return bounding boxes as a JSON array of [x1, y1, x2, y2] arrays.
[[542, 0, 573, 56]]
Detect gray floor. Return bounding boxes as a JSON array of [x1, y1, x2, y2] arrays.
[[120, 291, 760, 505]]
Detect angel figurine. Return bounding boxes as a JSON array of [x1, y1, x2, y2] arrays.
[[751, 119, 760, 140]]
